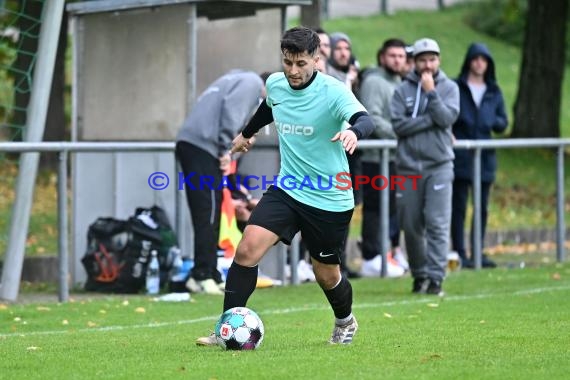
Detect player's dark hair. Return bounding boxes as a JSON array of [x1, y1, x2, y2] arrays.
[[281, 26, 320, 56], [376, 38, 407, 65]]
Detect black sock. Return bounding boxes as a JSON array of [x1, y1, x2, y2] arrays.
[[322, 276, 353, 320], [223, 261, 258, 312]]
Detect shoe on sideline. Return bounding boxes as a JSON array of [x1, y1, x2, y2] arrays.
[[391, 247, 410, 272], [360, 254, 405, 278], [186, 277, 224, 295]]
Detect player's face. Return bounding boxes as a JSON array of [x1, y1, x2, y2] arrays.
[[415, 53, 440, 75], [469, 55, 488, 77], [381, 47, 407, 74], [282, 50, 319, 89]]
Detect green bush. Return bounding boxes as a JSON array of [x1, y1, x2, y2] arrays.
[[465, 0, 527, 46], [466, 0, 570, 64]]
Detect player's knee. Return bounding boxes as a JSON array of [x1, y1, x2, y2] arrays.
[[314, 266, 340, 290], [234, 239, 260, 266]]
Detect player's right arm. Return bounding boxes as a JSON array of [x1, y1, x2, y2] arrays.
[[231, 101, 274, 153]]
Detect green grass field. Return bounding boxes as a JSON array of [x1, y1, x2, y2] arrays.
[[2, 262, 569, 379]]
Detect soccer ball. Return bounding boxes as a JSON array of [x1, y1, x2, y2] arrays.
[[215, 307, 264, 350]]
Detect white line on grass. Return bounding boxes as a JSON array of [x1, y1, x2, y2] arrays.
[[1, 284, 568, 339]]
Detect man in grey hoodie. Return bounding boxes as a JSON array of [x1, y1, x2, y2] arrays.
[[390, 38, 459, 295], [176, 70, 266, 295]]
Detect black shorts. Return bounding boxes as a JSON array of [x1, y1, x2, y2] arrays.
[[247, 186, 353, 265]]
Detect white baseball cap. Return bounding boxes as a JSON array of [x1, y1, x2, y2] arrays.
[[413, 38, 440, 57]]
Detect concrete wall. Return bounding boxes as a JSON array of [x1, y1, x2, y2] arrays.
[[71, 5, 284, 285], [75, 5, 282, 141]]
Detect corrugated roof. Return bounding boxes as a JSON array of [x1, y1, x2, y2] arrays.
[[67, 0, 311, 16]]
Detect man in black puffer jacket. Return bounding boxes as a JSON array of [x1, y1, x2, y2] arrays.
[[451, 43, 508, 269]]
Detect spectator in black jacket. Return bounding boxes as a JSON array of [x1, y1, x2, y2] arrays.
[[451, 43, 508, 269]]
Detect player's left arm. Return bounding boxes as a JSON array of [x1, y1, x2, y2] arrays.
[[231, 100, 274, 154], [331, 111, 374, 154], [220, 80, 262, 156]]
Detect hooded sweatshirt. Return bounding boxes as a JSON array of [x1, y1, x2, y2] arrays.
[[327, 32, 352, 83], [176, 70, 263, 159], [453, 43, 508, 182], [358, 66, 401, 163], [390, 69, 459, 174]]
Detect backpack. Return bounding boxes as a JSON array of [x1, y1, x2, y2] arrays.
[[81, 206, 179, 294]]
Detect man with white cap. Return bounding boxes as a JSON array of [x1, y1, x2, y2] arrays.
[[390, 38, 459, 296]]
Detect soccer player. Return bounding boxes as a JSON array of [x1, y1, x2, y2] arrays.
[[197, 26, 374, 345]]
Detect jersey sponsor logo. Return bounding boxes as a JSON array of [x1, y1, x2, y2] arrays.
[[275, 121, 314, 136]]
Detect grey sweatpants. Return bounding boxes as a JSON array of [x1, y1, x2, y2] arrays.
[[396, 163, 453, 282]]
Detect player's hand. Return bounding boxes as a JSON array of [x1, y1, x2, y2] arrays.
[[231, 134, 254, 154], [331, 129, 358, 155]]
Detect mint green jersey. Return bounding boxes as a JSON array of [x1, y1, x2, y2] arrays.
[[266, 72, 366, 212]]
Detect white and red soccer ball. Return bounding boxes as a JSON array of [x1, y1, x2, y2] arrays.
[[215, 307, 264, 350]]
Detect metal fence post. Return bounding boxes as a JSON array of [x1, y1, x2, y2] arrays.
[[0, 0, 65, 302], [380, 0, 388, 14], [278, 243, 288, 286], [380, 147, 390, 277], [290, 234, 301, 285], [472, 148, 482, 270], [57, 150, 69, 302], [322, 0, 329, 20], [556, 146, 566, 262]]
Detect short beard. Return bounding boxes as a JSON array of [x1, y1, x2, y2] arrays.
[[384, 66, 400, 76]]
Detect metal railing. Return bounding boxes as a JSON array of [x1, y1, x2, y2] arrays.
[[0, 138, 568, 301], [358, 138, 569, 276]]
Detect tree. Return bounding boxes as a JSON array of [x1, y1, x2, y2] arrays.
[[512, 0, 568, 138], [300, 0, 322, 29]]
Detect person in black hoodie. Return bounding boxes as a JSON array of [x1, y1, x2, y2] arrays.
[[451, 43, 508, 269]]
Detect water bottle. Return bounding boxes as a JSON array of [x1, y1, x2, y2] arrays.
[[146, 250, 160, 295], [169, 247, 185, 283]]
